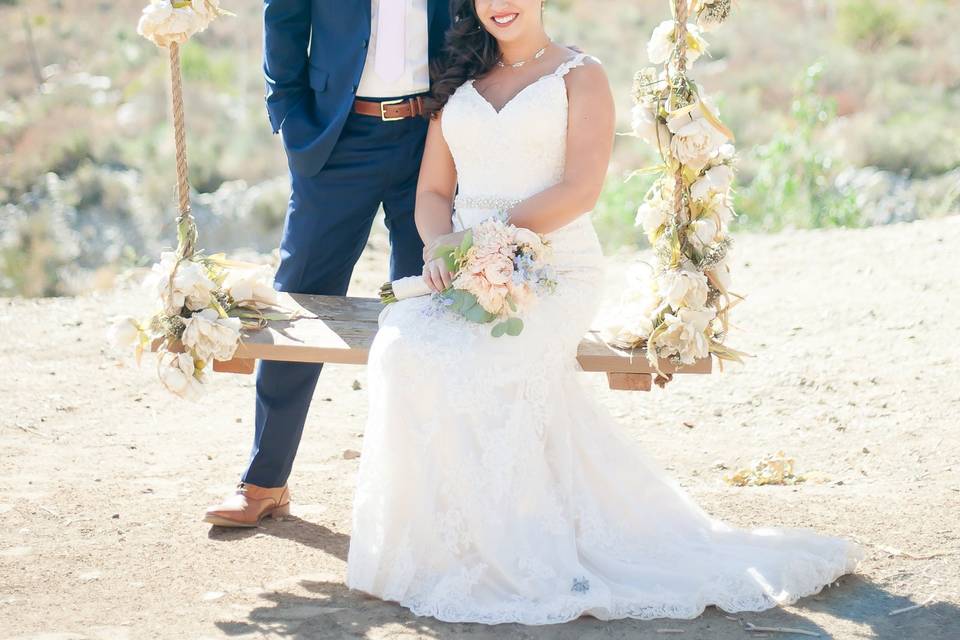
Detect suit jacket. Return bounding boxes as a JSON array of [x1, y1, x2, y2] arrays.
[[263, 0, 451, 176]]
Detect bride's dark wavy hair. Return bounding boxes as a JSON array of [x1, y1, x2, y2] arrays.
[[422, 0, 501, 117]]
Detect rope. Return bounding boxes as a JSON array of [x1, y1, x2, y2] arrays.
[[672, 0, 689, 225], [168, 41, 198, 260]]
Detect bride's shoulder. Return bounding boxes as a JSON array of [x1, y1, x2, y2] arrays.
[[560, 52, 611, 100]]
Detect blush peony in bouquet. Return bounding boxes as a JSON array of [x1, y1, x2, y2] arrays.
[[380, 218, 556, 337]]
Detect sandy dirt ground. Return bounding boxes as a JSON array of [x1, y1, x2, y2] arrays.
[[2, 216, 959, 640]]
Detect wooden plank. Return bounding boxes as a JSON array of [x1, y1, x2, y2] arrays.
[[279, 292, 384, 322], [577, 331, 712, 375], [213, 358, 256, 374], [150, 295, 711, 375], [606, 373, 653, 391], [232, 317, 378, 365]]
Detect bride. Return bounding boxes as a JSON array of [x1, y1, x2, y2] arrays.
[[346, 0, 862, 625]]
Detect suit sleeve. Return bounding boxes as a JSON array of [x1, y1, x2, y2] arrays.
[[262, 0, 312, 134]]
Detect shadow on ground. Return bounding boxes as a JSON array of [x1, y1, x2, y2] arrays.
[[207, 516, 350, 561], [215, 574, 960, 639]]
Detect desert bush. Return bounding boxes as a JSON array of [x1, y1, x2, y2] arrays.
[[836, 0, 913, 50], [734, 64, 861, 231]]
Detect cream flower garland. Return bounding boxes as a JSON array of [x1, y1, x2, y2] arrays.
[[112, 1, 296, 399], [606, 0, 746, 372]]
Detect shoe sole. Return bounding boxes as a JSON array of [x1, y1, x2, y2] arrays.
[[203, 502, 291, 528]]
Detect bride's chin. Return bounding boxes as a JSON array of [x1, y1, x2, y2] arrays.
[[485, 30, 525, 45]]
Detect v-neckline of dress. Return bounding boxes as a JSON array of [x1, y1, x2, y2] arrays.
[[468, 54, 580, 116]]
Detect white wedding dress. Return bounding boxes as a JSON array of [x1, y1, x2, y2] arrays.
[[346, 53, 862, 625]]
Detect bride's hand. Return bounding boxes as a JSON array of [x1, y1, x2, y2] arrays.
[[424, 230, 468, 262], [422, 257, 453, 293]]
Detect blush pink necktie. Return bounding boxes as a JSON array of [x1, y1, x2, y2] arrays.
[[374, 0, 406, 82]]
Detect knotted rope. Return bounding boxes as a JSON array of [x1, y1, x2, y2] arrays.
[[168, 41, 198, 261], [672, 0, 689, 226]]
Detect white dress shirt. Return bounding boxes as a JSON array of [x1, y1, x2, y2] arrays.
[[357, 0, 431, 99]]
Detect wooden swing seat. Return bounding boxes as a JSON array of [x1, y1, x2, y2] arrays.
[[169, 293, 711, 391]]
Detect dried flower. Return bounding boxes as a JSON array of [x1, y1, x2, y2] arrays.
[[697, 0, 732, 32]]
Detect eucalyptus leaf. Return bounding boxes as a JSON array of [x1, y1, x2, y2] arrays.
[[491, 322, 508, 338], [464, 304, 495, 324], [504, 317, 524, 336]]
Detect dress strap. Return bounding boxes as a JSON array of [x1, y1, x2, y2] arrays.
[[552, 52, 600, 78]]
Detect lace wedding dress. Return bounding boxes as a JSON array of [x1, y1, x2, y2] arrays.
[[346, 53, 863, 625]]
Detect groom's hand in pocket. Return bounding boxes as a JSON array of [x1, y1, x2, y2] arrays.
[[423, 258, 452, 293]]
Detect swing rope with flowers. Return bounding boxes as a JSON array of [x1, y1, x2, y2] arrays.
[[118, 0, 736, 398]]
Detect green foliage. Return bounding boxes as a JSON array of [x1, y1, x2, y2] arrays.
[[179, 42, 237, 91], [837, 0, 913, 50], [591, 171, 655, 251], [491, 317, 523, 337], [734, 64, 862, 231]]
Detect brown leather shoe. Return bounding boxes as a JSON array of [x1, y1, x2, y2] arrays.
[[203, 482, 291, 528]]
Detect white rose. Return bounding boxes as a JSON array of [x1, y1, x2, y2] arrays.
[[223, 266, 279, 310], [160, 352, 204, 400], [108, 316, 143, 350], [688, 217, 718, 247], [148, 252, 216, 316], [668, 117, 728, 171], [654, 309, 713, 364], [635, 199, 670, 235], [678, 305, 717, 333], [181, 308, 242, 362], [630, 104, 672, 151], [690, 164, 734, 202], [137, 1, 203, 48], [707, 256, 732, 291], [657, 268, 709, 311], [646, 20, 708, 66]]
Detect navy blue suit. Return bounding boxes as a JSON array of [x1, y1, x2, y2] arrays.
[[245, 0, 451, 488]]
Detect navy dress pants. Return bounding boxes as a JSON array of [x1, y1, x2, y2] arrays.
[[242, 111, 429, 488]]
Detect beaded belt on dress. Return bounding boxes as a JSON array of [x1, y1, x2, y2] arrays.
[[454, 195, 522, 211]]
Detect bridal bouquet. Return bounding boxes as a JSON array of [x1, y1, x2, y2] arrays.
[[380, 218, 556, 337], [605, 0, 746, 372]]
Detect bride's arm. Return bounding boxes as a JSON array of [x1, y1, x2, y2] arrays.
[[505, 60, 615, 234], [415, 114, 458, 252], [415, 113, 458, 291]]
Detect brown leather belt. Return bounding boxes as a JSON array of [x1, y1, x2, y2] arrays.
[[352, 96, 427, 121]]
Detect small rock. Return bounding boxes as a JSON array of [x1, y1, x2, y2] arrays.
[[351, 380, 362, 391], [112, 513, 120, 519], [343, 449, 361, 460]]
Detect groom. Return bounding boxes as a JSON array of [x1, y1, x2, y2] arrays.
[[204, 0, 451, 527]]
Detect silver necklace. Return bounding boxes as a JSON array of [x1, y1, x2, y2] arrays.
[[497, 44, 549, 69]]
